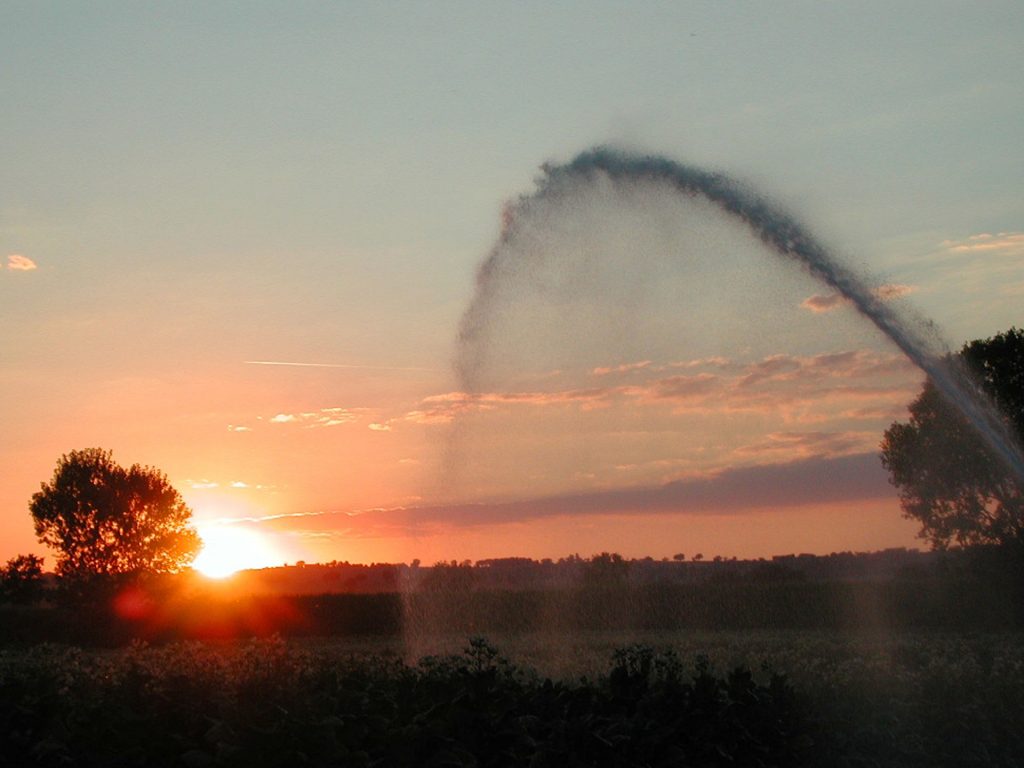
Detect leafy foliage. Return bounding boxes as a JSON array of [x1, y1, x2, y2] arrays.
[[0, 637, 805, 767], [881, 328, 1024, 550], [0, 555, 45, 604], [30, 448, 200, 580], [3, 633, 1024, 767]]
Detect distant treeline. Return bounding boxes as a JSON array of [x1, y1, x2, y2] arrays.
[[229, 547, 937, 596], [3, 554, 1023, 646]]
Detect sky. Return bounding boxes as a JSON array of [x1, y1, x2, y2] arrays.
[[2, 2, 1023, 569]]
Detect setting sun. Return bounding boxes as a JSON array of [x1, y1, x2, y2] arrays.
[[192, 524, 282, 579]]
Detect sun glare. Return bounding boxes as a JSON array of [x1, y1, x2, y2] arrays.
[[193, 524, 281, 579]]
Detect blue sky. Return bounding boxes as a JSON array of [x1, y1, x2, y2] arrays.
[[2, 2, 1022, 566]]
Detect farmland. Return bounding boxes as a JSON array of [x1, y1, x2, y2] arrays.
[[3, 628, 1024, 767], [4, 554, 1024, 766]]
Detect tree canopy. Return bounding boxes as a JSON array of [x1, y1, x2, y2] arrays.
[[0, 554, 45, 604], [880, 328, 1024, 550], [30, 448, 201, 579]]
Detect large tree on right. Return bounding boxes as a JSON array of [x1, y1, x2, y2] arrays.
[[881, 327, 1024, 551]]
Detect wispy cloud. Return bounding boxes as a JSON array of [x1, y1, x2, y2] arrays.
[[248, 452, 894, 538], [403, 349, 919, 425], [5, 254, 37, 271], [734, 430, 878, 461], [940, 232, 1024, 254], [661, 356, 732, 371], [244, 360, 436, 372], [405, 387, 619, 424], [640, 373, 721, 400], [800, 293, 847, 313], [592, 360, 652, 376], [187, 478, 275, 492], [916, 232, 1024, 296], [267, 408, 359, 428], [800, 283, 918, 313], [873, 283, 917, 301]]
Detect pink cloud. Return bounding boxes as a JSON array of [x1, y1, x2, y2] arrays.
[[800, 283, 918, 313], [800, 293, 847, 313], [6, 254, 37, 271], [592, 360, 652, 376], [642, 373, 720, 400], [941, 232, 1024, 254], [737, 355, 803, 388], [403, 349, 920, 425], [874, 283, 917, 300], [734, 430, 878, 461], [405, 387, 618, 424]]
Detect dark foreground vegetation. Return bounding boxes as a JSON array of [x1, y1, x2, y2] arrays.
[[2, 637, 803, 767], [3, 633, 1024, 768]]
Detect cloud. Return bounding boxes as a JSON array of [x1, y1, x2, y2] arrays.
[[227, 425, 252, 432], [661, 356, 732, 371], [244, 360, 436, 372], [592, 360, 652, 376], [734, 430, 879, 461], [188, 480, 219, 489], [640, 373, 720, 400], [640, 351, 917, 417], [736, 355, 803, 388], [873, 283, 917, 301], [800, 283, 918, 313], [368, 422, 392, 431], [800, 293, 847, 313], [268, 408, 359, 428], [262, 452, 895, 537], [5, 254, 37, 271], [940, 232, 1024, 255], [404, 388, 616, 424], [402, 349, 920, 425]]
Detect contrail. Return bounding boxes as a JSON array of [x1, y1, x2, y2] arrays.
[[457, 147, 1024, 484], [245, 360, 437, 372]]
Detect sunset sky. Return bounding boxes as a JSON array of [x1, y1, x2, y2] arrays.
[[3, 2, 1023, 569]]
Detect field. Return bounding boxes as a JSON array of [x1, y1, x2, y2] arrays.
[[4, 626, 1024, 767]]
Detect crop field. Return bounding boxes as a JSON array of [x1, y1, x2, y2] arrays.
[[4, 628, 1024, 767]]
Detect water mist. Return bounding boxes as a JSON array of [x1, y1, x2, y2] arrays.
[[456, 147, 1024, 486]]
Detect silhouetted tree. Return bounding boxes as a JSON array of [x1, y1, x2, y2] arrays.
[[672, 553, 686, 562], [30, 448, 201, 581], [583, 552, 630, 588], [881, 328, 1024, 551], [1, 554, 45, 603], [423, 560, 475, 592]]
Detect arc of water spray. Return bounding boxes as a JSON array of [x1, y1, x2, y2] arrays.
[[457, 147, 1024, 485]]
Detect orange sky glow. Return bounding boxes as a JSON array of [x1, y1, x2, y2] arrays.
[[3, 5, 1022, 571]]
